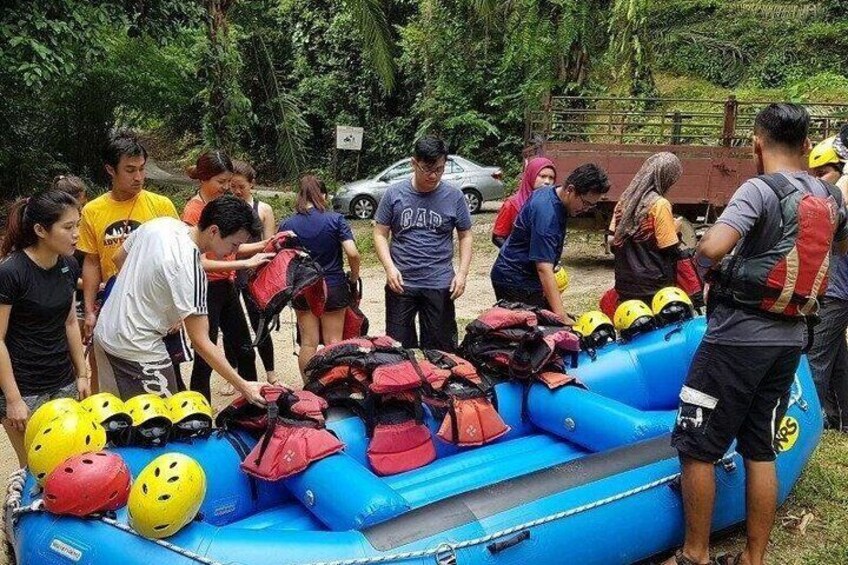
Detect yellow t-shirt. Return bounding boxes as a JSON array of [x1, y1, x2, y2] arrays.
[[78, 190, 179, 279]]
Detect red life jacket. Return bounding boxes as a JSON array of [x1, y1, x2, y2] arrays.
[[342, 277, 369, 340], [216, 385, 328, 430], [303, 336, 401, 383], [536, 371, 582, 390], [713, 174, 840, 318], [599, 287, 619, 320], [248, 234, 327, 344], [240, 391, 343, 481], [418, 350, 510, 447], [366, 394, 435, 476], [676, 248, 705, 308], [369, 351, 433, 394]]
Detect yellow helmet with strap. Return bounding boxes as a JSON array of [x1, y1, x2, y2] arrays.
[[27, 409, 107, 484], [125, 394, 172, 447], [128, 453, 207, 539], [81, 392, 134, 446], [573, 310, 616, 349], [809, 137, 843, 169], [652, 287, 695, 325], [24, 398, 80, 454], [613, 300, 656, 339], [554, 265, 570, 293], [167, 391, 213, 440]]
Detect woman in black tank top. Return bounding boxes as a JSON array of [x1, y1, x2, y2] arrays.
[[230, 160, 278, 385]]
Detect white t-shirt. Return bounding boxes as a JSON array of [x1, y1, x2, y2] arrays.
[[95, 217, 207, 362]]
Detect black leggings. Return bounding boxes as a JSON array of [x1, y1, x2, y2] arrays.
[[190, 279, 256, 400], [224, 288, 275, 373]]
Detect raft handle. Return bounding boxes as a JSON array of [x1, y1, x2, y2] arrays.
[[487, 529, 530, 554]]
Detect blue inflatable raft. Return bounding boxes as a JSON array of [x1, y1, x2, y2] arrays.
[[4, 317, 822, 564]]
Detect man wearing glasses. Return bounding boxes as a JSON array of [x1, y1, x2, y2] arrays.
[[490, 164, 610, 323], [373, 136, 473, 351]]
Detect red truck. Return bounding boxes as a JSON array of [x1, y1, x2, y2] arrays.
[[525, 95, 848, 236]]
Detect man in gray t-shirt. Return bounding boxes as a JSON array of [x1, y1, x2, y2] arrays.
[[665, 104, 848, 565], [373, 136, 473, 351], [705, 171, 848, 348]]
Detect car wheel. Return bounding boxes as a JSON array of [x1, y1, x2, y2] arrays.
[[463, 189, 482, 214], [351, 196, 377, 220]]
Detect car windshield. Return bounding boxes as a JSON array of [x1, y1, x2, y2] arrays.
[[454, 156, 481, 168], [381, 162, 413, 181]]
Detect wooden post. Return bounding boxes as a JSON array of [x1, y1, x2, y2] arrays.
[[722, 95, 738, 147]]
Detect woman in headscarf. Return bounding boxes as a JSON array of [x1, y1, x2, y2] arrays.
[[608, 152, 683, 303], [491, 157, 557, 247]]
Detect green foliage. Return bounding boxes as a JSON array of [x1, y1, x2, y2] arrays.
[[0, 0, 204, 195], [3, 0, 848, 198]]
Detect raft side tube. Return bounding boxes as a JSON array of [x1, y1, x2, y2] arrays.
[[572, 317, 707, 411], [284, 452, 410, 530], [527, 384, 676, 452]]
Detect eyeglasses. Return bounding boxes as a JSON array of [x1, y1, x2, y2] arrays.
[[413, 161, 446, 177], [578, 194, 598, 212]]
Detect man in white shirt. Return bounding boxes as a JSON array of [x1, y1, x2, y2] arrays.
[[93, 195, 271, 405]]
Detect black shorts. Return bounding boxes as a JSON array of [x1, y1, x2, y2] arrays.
[[491, 283, 548, 309], [671, 341, 801, 463], [293, 283, 351, 313]]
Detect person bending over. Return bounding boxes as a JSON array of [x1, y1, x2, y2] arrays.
[[490, 164, 610, 322]]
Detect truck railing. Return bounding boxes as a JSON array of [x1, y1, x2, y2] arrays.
[[526, 96, 848, 147]]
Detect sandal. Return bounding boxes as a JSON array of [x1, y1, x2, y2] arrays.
[[714, 552, 743, 565], [672, 550, 712, 565]]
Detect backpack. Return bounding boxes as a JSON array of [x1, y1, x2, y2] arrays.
[[248, 233, 327, 344], [713, 174, 840, 318]]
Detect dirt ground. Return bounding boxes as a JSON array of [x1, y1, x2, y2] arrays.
[[0, 204, 616, 563]]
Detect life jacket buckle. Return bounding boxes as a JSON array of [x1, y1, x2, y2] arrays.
[[719, 456, 737, 474]]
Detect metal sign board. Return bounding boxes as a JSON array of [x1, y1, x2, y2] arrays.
[[336, 125, 364, 151]]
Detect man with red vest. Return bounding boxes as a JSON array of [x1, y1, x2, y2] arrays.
[[665, 104, 848, 565]]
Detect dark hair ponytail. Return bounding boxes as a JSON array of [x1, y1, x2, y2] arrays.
[[1, 190, 78, 258], [186, 150, 234, 182], [51, 174, 87, 200], [295, 175, 328, 214]]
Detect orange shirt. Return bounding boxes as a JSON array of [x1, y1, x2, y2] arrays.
[[182, 198, 236, 282]]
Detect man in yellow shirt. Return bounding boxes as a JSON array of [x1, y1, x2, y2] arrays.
[[78, 131, 179, 348]]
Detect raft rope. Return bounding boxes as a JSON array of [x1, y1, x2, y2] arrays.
[[299, 473, 685, 565], [3, 468, 227, 565], [1, 373, 804, 565]]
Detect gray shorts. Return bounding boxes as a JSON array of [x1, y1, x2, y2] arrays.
[[0, 381, 78, 420], [93, 342, 178, 399]]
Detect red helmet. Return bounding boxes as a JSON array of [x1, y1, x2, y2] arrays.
[[43, 451, 132, 517]]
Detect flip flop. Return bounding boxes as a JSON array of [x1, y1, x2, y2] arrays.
[[714, 552, 743, 565], [671, 550, 712, 565]]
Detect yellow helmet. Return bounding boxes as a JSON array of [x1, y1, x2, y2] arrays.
[[613, 300, 656, 339], [573, 311, 616, 349], [809, 136, 844, 170], [27, 409, 107, 484], [554, 265, 570, 293], [652, 287, 695, 326], [167, 391, 213, 440], [128, 453, 207, 539], [80, 393, 133, 446], [125, 394, 172, 447], [24, 398, 80, 455]]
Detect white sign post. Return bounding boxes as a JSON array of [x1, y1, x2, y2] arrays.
[[336, 126, 364, 151]]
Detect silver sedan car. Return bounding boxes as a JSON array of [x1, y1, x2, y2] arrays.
[[332, 155, 504, 219]]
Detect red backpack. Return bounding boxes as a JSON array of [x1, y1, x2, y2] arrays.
[[248, 234, 327, 344], [713, 174, 839, 319]]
